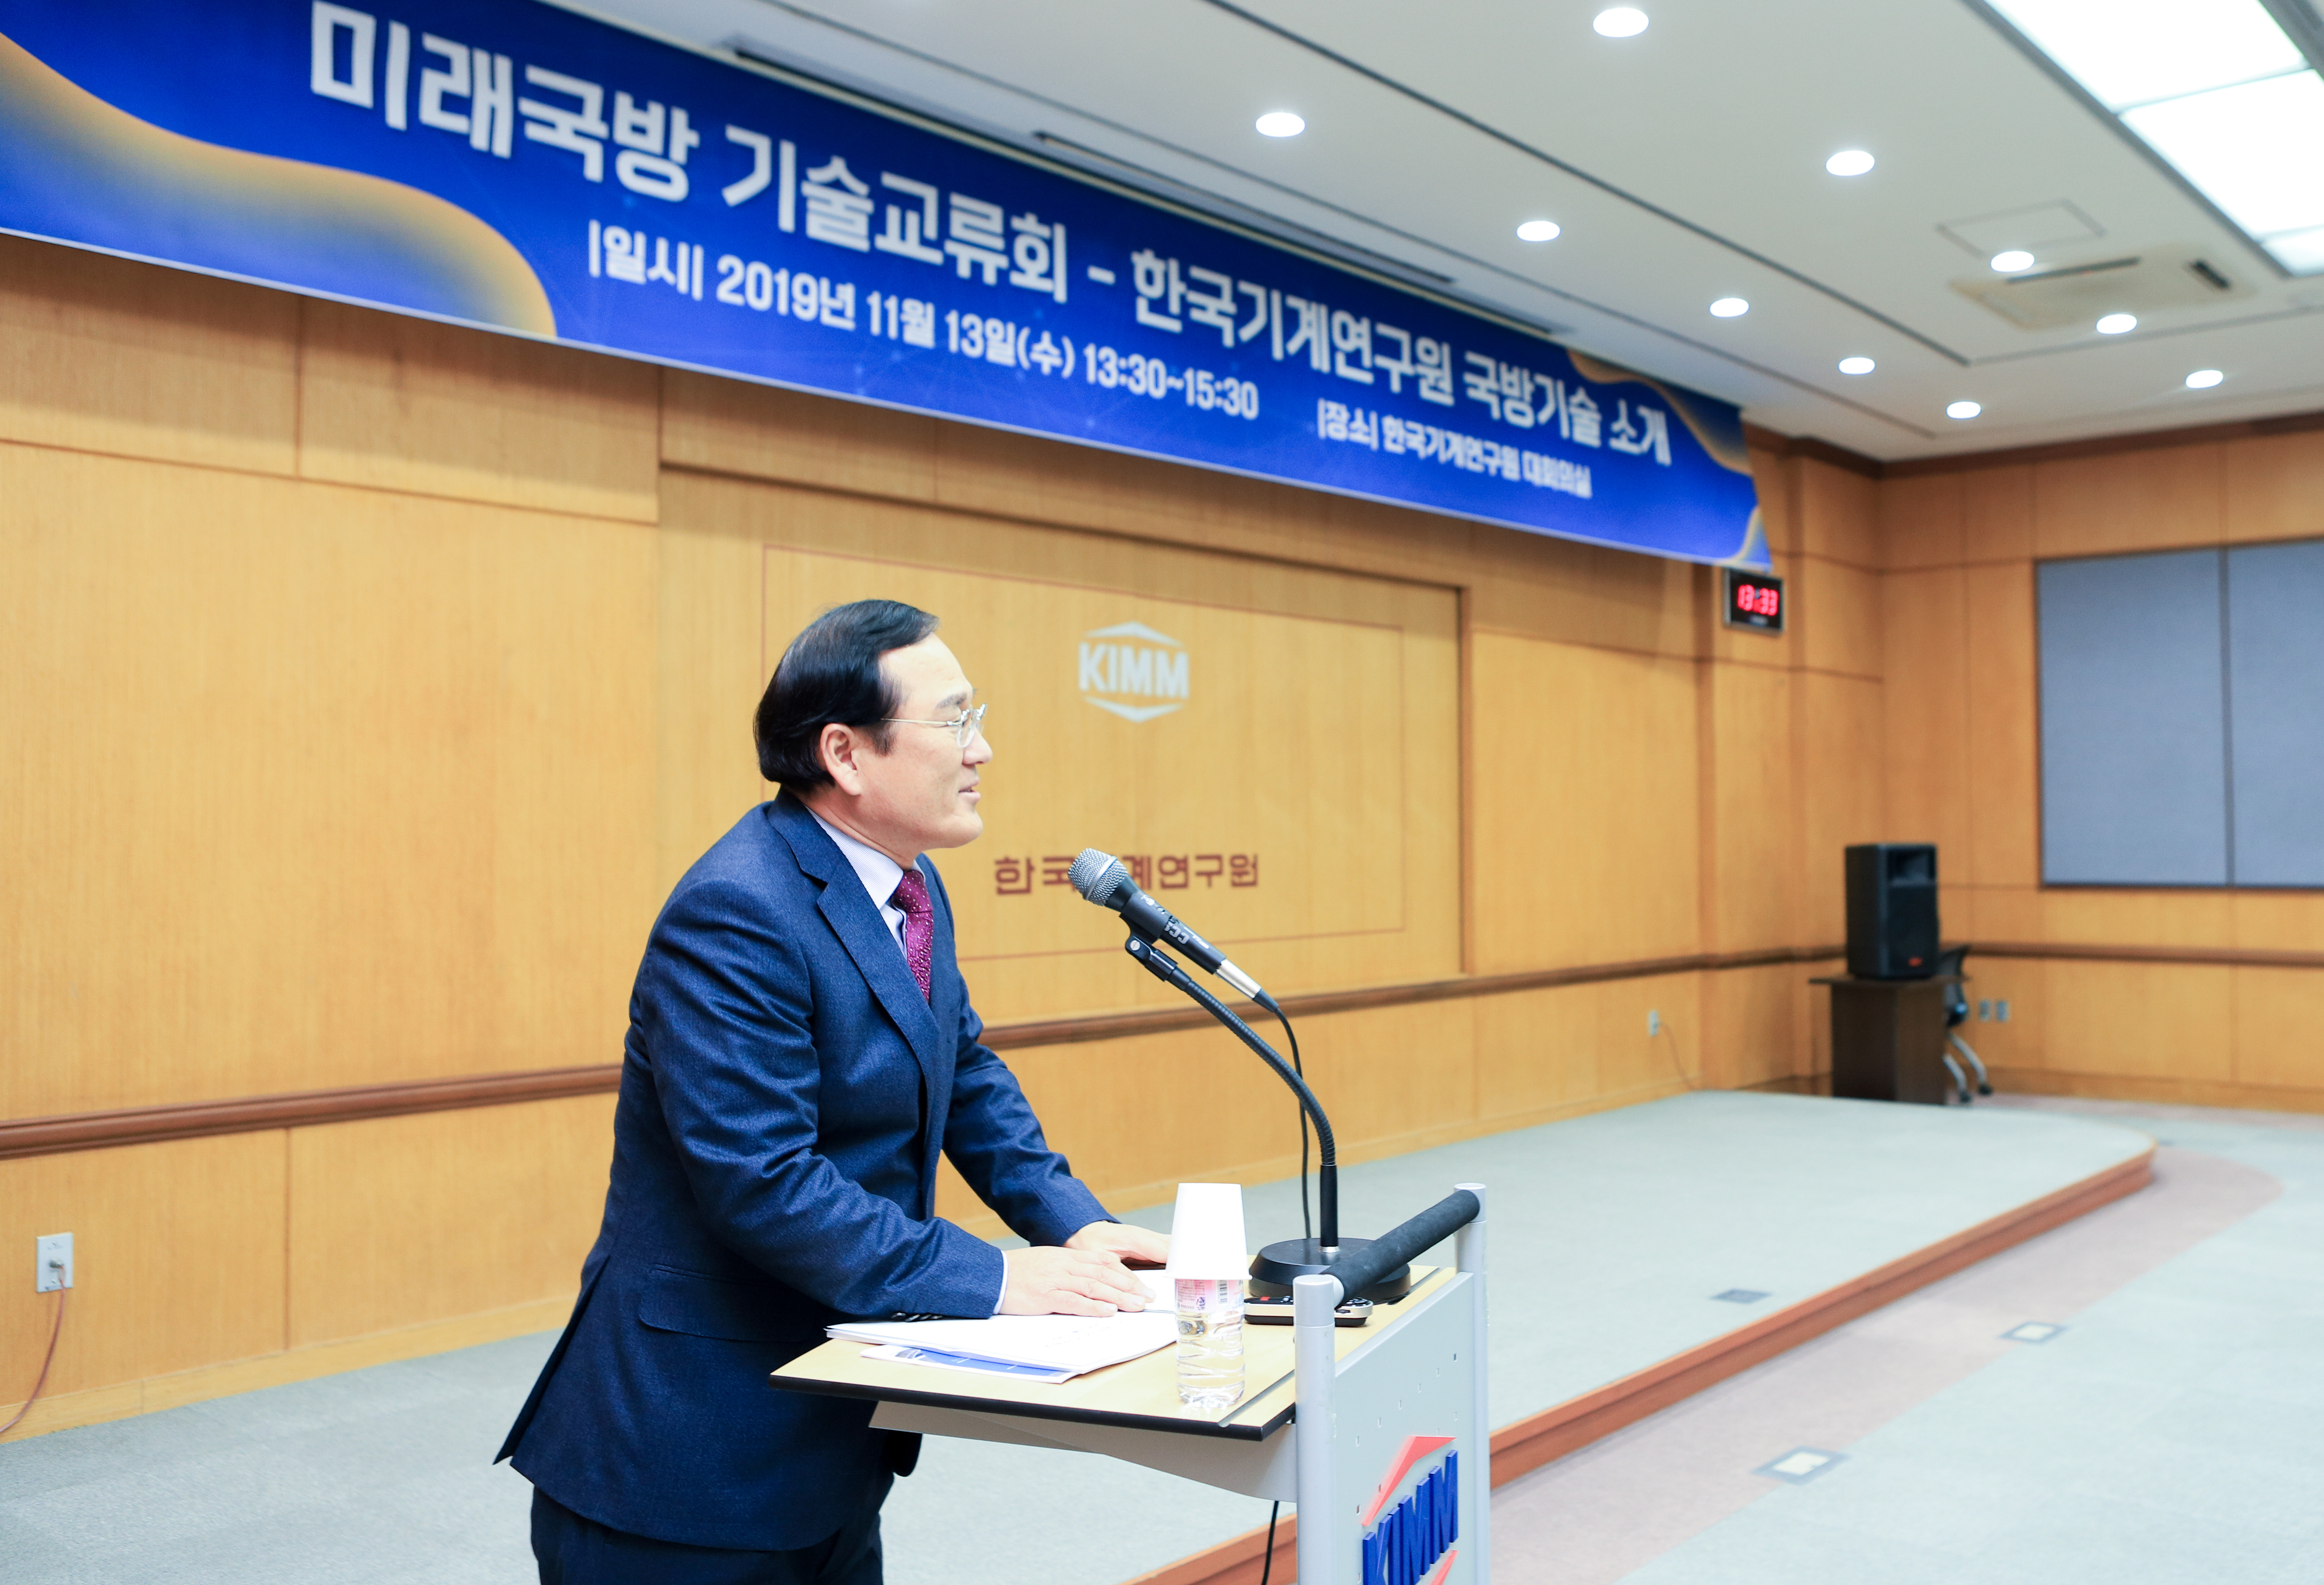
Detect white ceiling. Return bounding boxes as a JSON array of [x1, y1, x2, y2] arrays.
[[579, 0, 2324, 461]]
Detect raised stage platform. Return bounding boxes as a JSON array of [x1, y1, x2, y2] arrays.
[[880, 1090, 2153, 1585]]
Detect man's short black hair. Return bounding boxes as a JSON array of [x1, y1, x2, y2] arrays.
[[754, 600, 941, 788]]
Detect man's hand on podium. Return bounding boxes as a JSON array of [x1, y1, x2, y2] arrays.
[[999, 1221, 1173, 1315]]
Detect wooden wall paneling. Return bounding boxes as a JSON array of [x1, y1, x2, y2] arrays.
[[1696, 962, 1803, 1090], [1471, 984, 1600, 1122], [1744, 449, 1800, 560], [1960, 560, 2040, 888], [946, 1025, 1340, 1233], [0, 1134, 287, 1419], [652, 470, 1462, 1020], [2220, 430, 2324, 545], [1960, 465, 2035, 564], [1590, 971, 1705, 1098], [1462, 533, 1700, 660], [1798, 554, 1884, 681], [0, 444, 657, 1118], [2037, 961, 2234, 1081], [2031, 444, 2225, 558], [2231, 892, 2324, 954], [1795, 956, 1841, 1083], [1467, 634, 1701, 974], [1877, 471, 1965, 571], [661, 369, 940, 502], [1952, 954, 2041, 1075], [1796, 459, 1880, 570], [0, 236, 299, 476], [286, 1096, 615, 1347], [926, 417, 1479, 598], [2039, 889, 2235, 950], [1702, 659, 1800, 954], [1796, 672, 1887, 945], [298, 303, 661, 522], [759, 541, 1460, 1018], [654, 504, 770, 895], [2229, 966, 2324, 1091], [1290, 996, 1481, 1165], [1880, 567, 1971, 869], [1968, 885, 2041, 941]]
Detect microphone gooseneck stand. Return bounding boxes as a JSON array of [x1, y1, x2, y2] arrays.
[[1123, 936, 1413, 1302]]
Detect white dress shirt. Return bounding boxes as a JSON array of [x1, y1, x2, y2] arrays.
[[809, 809, 910, 954], [806, 809, 1010, 1315]]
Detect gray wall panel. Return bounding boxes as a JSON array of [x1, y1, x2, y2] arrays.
[[2227, 540, 2324, 887], [2038, 550, 2228, 885]]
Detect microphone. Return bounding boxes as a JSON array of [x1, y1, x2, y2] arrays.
[[1068, 848, 1265, 1000]]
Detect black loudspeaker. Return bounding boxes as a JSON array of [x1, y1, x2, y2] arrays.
[[1845, 843, 1939, 979]]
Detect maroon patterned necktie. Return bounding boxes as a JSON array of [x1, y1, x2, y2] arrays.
[[889, 867, 934, 1001]]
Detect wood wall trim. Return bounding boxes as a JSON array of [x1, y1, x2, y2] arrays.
[[1748, 406, 2324, 483], [10, 940, 2309, 1161], [982, 943, 1844, 1049], [1973, 940, 2324, 970], [1883, 405, 2324, 479], [0, 1066, 624, 1162], [1741, 423, 1883, 479], [1131, 1145, 2154, 1585], [0, 945, 1843, 1162]]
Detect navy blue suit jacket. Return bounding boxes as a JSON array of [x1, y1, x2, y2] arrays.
[[498, 792, 1109, 1550]]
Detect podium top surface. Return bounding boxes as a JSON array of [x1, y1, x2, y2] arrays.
[[770, 1265, 1455, 1443]]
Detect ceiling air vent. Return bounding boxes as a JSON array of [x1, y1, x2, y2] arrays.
[[1953, 244, 2250, 330]]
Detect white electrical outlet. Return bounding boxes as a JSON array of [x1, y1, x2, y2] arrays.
[[1647, 1009, 1662, 1037], [1978, 1000, 1992, 1021], [36, 1232, 72, 1292], [1997, 1001, 2012, 1023]]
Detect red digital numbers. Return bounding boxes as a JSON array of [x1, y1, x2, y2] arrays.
[[1734, 582, 1779, 617]]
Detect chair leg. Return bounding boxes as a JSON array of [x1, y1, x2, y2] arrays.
[[1950, 1034, 1993, 1095], [1942, 1052, 1970, 1104]]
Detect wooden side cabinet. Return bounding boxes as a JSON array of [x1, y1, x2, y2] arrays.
[[1813, 976, 1956, 1105]]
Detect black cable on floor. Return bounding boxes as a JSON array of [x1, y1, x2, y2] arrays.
[[1257, 1500, 1280, 1585]]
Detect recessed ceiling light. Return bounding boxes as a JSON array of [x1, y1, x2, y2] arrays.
[[2096, 312, 2138, 334], [1516, 219, 1562, 242], [1947, 400, 1983, 419], [1709, 297, 1749, 317], [2186, 367, 2225, 387], [1991, 250, 2036, 273], [1825, 149, 1875, 177], [1255, 111, 1305, 138], [1594, 7, 1649, 38], [1838, 356, 1876, 375]]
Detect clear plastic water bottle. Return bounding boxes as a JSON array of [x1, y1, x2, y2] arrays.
[[1176, 1277, 1245, 1408]]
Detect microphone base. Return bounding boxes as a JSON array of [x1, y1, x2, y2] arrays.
[[1247, 1237, 1414, 1303]]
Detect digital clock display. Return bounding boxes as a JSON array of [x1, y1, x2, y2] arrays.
[[1722, 568, 1786, 633]]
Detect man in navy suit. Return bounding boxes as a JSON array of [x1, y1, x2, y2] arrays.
[[500, 599, 1169, 1583]]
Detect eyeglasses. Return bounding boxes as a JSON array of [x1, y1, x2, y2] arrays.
[[882, 702, 988, 749]]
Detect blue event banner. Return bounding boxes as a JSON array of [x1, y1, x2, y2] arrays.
[[0, 0, 1766, 567]]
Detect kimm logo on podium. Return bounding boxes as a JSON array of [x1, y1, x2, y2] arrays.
[[1078, 623, 1189, 723], [1361, 1435, 1459, 1585]]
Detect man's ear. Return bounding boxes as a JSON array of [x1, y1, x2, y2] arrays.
[[818, 722, 867, 796]]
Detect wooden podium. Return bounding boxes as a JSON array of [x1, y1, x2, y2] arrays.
[[771, 1184, 1493, 1584]]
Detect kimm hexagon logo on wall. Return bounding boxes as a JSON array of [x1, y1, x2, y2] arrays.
[[1079, 623, 1189, 722]]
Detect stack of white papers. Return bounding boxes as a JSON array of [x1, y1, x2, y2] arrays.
[[830, 1272, 1180, 1382]]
